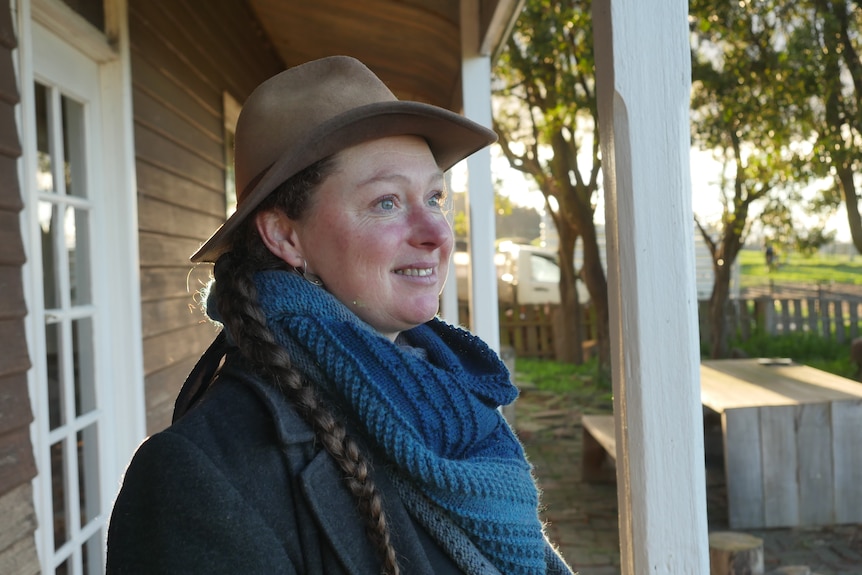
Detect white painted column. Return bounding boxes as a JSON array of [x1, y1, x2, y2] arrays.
[[459, 0, 500, 351], [593, 0, 709, 572], [439, 173, 460, 325]]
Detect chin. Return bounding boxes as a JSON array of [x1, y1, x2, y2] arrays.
[[401, 309, 438, 328]]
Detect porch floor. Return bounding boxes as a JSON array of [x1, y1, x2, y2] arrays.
[[514, 384, 862, 575]]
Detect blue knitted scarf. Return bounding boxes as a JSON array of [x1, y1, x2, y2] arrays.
[[228, 270, 549, 574]]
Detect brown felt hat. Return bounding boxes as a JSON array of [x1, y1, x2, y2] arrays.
[[191, 55, 498, 263]]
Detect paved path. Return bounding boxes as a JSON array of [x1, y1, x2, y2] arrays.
[[513, 387, 862, 575]]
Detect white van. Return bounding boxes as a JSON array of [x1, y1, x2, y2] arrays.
[[454, 231, 737, 305], [454, 243, 565, 305]]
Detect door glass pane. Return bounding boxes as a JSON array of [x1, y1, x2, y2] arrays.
[[35, 83, 55, 193], [225, 128, 237, 217], [77, 423, 100, 526], [62, 96, 86, 198], [67, 206, 92, 305], [40, 200, 59, 309], [50, 440, 69, 550], [73, 318, 96, 416], [45, 322, 64, 430], [82, 529, 103, 575]]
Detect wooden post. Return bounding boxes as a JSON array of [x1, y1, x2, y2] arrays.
[[593, 0, 709, 572], [708, 532, 764, 575], [460, 0, 500, 353]]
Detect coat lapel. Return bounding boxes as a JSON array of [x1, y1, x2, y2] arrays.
[[300, 452, 436, 575], [230, 359, 436, 574]]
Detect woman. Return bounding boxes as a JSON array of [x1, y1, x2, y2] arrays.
[[107, 56, 573, 575]]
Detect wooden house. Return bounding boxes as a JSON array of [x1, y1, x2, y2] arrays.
[[1, 0, 707, 573]]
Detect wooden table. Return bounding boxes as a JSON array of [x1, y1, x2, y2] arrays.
[[700, 359, 862, 529]]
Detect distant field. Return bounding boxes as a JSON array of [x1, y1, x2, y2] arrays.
[[738, 248, 862, 288]]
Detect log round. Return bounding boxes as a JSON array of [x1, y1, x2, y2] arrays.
[[708, 531, 764, 575]]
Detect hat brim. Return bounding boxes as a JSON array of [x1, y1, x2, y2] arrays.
[[191, 101, 497, 263]]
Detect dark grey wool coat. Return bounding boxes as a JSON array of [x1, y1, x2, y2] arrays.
[[106, 354, 466, 575]]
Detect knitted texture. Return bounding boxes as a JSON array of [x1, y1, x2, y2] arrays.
[[219, 270, 549, 574]]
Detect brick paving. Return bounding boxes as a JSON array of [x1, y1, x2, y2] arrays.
[[513, 386, 862, 575]]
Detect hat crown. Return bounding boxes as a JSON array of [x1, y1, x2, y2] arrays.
[[235, 56, 396, 200]]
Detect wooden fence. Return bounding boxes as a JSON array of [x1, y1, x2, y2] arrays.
[[458, 302, 595, 360], [703, 296, 862, 345], [459, 293, 862, 360], [498, 304, 558, 360]]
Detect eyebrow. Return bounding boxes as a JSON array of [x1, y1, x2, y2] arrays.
[[357, 169, 445, 189]]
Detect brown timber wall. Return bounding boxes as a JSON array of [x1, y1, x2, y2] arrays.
[[0, 3, 40, 573], [129, 0, 284, 433]]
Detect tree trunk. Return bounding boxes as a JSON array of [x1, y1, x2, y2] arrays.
[[556, 223, 584, 364], [709, 260, 733, 359], [579, 220, 611, 373], [837, 165, 862, 254]]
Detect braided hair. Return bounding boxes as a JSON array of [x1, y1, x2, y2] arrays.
[[209, 158, 401, 574]]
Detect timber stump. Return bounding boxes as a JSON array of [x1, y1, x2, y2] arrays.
[[709, 531, 764, 575]]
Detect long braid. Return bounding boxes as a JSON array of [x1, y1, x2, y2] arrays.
[[210, 160, 400, 575]]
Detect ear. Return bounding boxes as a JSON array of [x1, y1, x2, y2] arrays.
[[255, 210, 305, 268]]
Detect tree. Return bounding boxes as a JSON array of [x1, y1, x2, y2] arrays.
[[493, 0, 609, 369], [688, 0, 836, 357], [786, 0, 862, 253]]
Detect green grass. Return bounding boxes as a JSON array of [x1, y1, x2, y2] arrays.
[[514, 356, 614, 411], [514, 357, 598, 392], [513, 249, 861, 393], [730, 331, 857, 379], [738, 249, 862, 287], [515, 332, 858, 401]]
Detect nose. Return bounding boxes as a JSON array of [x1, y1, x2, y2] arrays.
[[409, 207, 452, 250]]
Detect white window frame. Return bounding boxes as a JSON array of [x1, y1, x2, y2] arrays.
[[16, 0, 144, 571], [224, 91, 241, 217]]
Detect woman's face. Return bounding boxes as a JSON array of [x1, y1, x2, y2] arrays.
[[272, 135, 453, 340]]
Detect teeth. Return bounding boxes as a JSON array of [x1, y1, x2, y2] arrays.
[[396, 268, 433, 277]]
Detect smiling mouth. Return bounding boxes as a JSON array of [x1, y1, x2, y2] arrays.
[[395, 267, 434, 277]]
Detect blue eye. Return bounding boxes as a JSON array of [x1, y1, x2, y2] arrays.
[[379, 198, 395, 210], [428, 192, 445, 208]]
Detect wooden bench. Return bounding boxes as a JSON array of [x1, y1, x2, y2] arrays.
[[581, 414, 617, 482], [701, 358, 862, 530]]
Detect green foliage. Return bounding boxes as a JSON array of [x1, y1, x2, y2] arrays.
[[688, 0, 834, 255], [729, 332, 856, 379], [691, 0, 862, 255]]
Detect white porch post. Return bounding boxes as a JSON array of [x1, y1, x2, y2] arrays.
[[593, 0, 710, 572], [458, 0, 500, 351]]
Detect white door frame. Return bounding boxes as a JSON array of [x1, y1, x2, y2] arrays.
[[16, 0, 143, 571]]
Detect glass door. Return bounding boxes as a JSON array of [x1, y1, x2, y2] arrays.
[[31, 22, 106, 575]]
